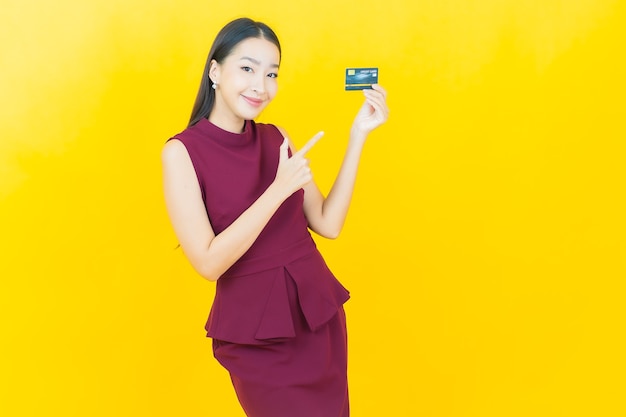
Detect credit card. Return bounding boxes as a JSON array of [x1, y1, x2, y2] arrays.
[[345, 67, 378, 90]]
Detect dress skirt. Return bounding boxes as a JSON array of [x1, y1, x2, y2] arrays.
[[212, 271, 349, 417]]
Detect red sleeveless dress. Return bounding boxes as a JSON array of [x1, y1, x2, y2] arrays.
[[172, 118, 351, 417]]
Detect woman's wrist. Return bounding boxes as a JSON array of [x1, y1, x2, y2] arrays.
[[349, 126, 368, 146], [264, 181, 290, 207]]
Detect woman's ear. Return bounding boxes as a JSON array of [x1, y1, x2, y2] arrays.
[[209, 59, 220, 84]]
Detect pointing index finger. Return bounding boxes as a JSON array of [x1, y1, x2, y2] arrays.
[[296, 131, 324, 157]]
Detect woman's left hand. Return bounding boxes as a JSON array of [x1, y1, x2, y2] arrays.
[[352, 84, 389, 137]]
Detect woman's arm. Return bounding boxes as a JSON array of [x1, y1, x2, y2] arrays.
[[161, 133, 322, 281], [288, 84, 389, 239]]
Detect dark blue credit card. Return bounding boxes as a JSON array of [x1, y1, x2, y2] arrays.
[[345, 67, 378, 90]]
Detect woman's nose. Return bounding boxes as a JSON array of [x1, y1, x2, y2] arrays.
[[251, 76, 266, 94]]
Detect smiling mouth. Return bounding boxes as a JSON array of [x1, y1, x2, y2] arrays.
[[242, 95, 264, 107]]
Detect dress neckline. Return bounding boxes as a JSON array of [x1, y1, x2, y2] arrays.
[[196, 118, 254, 147]]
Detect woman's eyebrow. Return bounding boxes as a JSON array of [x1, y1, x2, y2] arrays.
[[240, 56, 279, 68]]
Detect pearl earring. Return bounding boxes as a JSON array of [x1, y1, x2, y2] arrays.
[[212, 82, 217, 90]]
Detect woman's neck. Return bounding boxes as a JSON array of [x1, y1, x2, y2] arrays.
[[208, 108, 246, 134]]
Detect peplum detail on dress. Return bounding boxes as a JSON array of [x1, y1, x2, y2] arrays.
[[206, 237, 350, 345]]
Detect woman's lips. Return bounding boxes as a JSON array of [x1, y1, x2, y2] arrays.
[[242, 95, 264, 107]]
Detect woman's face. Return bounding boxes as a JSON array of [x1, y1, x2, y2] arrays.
[[209, 37, 280, 131]]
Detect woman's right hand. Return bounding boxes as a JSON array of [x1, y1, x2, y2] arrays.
[[272, 132, 324, 200]]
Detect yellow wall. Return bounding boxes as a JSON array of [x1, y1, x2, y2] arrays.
[[2, 0, 625, 415]]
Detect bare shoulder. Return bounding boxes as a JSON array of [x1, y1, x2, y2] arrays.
[[161, 138, 190, 165], [273, 125, 297, 150], [275, 125, 288, 138]]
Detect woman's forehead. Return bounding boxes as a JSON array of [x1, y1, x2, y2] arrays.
[[229, 37, 280, 66]]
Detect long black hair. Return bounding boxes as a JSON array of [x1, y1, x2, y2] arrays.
[[188, 18, 281, 127]]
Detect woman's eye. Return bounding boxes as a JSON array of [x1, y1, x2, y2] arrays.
[[268, 73, 278, 79], [241, 66, 253, 73]]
